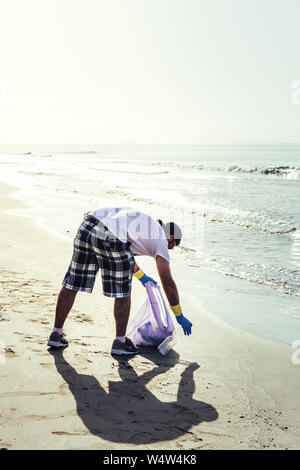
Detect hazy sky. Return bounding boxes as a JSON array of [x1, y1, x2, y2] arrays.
[[0, 0, 299, 144]]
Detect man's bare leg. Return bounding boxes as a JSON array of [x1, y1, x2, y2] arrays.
[[54, 287, 78, 329], [111, 296, 139, 354], [114, 296, 131, 337]]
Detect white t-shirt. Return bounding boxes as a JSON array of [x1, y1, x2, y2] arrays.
[[90, 208, 170, 262]]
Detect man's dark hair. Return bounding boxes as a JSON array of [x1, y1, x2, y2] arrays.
[[157, 219, 182, 246]]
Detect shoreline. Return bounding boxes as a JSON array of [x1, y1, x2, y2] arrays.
[[3, 180, 290, 345], [1, 181, 300, 449], [3, 178, 298, 347]]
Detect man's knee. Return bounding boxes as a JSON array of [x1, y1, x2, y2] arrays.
[[114, 296, 131, 313], [115, 296, 131, 303], [61, 286, 78, 298]]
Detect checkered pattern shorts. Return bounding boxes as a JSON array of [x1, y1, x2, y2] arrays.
[[62, 217, 135, 298]]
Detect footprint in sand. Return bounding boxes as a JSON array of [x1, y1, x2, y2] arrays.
[[51, 431, 89, 436], [4, 347, 17, 358], [74, 314, 93, 323], [40, 362, 53, 369]]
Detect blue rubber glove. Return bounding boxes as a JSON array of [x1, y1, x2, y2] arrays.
[[139, 273, 157, 287], [176, 313, 192, 335]]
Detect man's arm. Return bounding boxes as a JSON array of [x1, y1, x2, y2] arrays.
[[156, 255, 192, 335], [155, 256, 179, 306]]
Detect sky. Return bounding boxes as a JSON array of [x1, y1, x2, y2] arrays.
[[0, 0, 299, 144]]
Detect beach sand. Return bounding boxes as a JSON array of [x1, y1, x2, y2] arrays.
[[0, 181, 299, 450]]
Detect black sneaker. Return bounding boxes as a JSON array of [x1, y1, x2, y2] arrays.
[[47, 331, 69, 348], [111, 337, 139, 356]]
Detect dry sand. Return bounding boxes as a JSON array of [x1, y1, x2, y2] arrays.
[[0, 181, 299, 450]]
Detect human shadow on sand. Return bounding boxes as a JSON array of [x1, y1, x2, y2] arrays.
[[48, 347, 218, 444]]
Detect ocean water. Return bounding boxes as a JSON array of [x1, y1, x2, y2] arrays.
[[0, 144, 299, 345]]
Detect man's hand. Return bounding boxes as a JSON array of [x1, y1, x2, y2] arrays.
[[176, 313, 192, 335], [139, 273, 157, 287], [134, 267, 157, 287]]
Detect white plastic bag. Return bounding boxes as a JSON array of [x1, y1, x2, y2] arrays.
[[126, 281, 176, 348]]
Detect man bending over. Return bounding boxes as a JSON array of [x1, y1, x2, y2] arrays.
[[48, 208, 192, 355]]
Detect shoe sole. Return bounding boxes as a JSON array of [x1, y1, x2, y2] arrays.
[[48, 341, 69, 348], [111, 348, 139, 355]]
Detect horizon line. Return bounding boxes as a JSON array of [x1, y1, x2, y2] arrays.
[[1, 142, 300, 147]]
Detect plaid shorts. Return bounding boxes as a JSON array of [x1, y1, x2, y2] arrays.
[[62, 217, 135, 298]]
